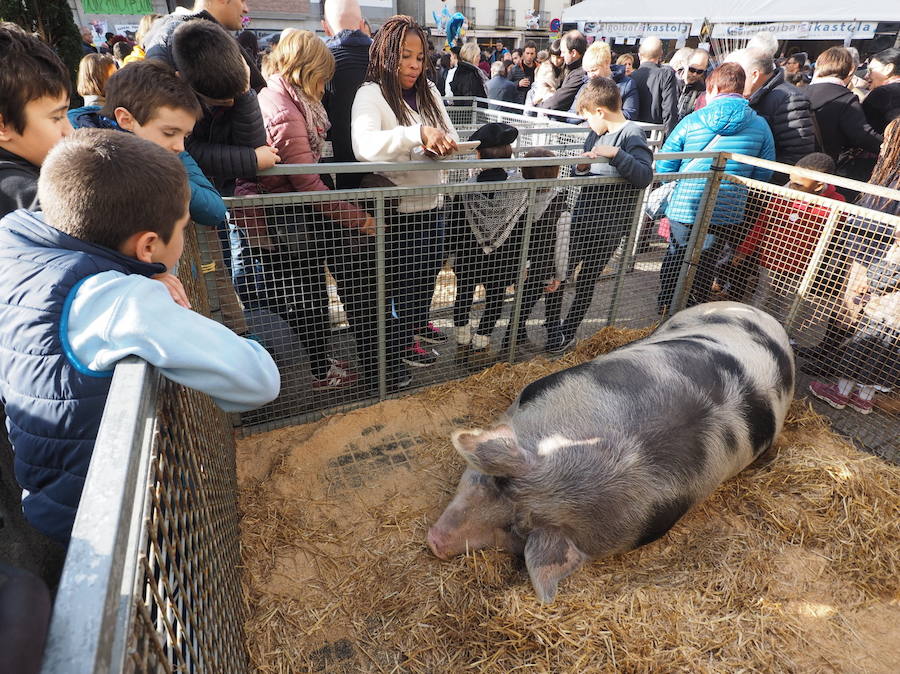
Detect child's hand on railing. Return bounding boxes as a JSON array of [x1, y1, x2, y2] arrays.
[[255, 145, 280, 170], [544, 279, 561, 293], [153, 273, 191, 310]]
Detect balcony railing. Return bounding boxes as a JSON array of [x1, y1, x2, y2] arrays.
[[496, 8, 516, 27], [459, 5, 475, 28]]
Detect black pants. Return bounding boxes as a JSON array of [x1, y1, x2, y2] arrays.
[[545, 185, 635, 336], [386, 209, 444, 347], [329, 232, 403, 390], [236, 206, 333, 380], [452, 228, 515, 336]]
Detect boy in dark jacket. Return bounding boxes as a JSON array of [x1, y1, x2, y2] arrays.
[[0, 26, 72, 218], [170, 20, 279, 197], [545, 77, 654, 352]]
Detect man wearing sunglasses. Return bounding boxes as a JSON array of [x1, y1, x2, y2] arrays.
[[676, 49, 710, 121]]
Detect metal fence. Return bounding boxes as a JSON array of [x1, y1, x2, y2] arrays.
[[42, 225, 248, 674], [42, 141, 899, 671]]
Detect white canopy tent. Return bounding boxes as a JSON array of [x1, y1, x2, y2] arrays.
[[561, 1, 895, 24], [561, 2, 894, 57]]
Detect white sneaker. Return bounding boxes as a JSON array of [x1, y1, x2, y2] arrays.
[[455, 324, 472, 345], [471, 333, 491, 351]]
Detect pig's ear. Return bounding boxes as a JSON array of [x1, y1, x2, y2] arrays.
[[451, 425, 532, 477], [525, 528, 588, 604]]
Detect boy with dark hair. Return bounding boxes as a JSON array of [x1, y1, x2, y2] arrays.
[[545, 77, 653, 352], [170, 19, 279, 196], [0, 24, 73, 217], [70, 60, 226, 228], [143, 0, 266, 92], [0, 129, 280, 546]]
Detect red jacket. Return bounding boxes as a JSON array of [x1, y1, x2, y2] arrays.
[[235, 75, 369, 231], [737, 184, 845, 275]]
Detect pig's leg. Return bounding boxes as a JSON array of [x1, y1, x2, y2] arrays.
[[525, 527, 589, 603]]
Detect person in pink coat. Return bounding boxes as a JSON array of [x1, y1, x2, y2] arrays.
[[236, 29, 373, 390]]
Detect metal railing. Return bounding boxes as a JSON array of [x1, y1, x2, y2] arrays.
[[43, 143, 899, 671]]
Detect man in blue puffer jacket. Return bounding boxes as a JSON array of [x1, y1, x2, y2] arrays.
[[656, 63, 775, 313]]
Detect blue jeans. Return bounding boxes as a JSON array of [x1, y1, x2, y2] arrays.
[[657, 220, 721, 311]]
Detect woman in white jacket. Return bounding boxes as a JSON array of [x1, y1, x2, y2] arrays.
[[351, 15, 460, 368]]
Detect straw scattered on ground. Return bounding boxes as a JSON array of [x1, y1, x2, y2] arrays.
[[237, 327, 900, 673]]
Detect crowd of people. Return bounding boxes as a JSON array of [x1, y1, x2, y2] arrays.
[[0, 1, 899, 662]]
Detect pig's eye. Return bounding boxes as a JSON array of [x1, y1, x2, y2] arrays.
[[494, 476, 511, 491]]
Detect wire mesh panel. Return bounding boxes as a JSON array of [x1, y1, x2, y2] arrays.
[[43, 224, 248, 674], [674, 161, 899, 463], [226, 155, 706, 434]]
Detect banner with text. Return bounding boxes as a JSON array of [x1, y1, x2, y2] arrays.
[[579, 22, 693, 41], [711, 21, 877, 40]]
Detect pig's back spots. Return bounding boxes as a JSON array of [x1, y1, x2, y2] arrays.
[[740, 386, 777, 456], [583, 358, 657, 398], [736, 318, 795, 395], [518, 363, 593, 407], [537, 434, 604, 457], [634, 494, 694, 548]]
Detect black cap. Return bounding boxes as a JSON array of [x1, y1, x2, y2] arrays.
[[468, 122, 518, 148]]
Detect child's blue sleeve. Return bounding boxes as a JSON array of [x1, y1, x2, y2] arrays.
[[66, 271, 280, 412], [180, 151, 227, 227]]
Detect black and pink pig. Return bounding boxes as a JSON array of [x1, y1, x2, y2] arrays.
[[427, 302, 795, 602]]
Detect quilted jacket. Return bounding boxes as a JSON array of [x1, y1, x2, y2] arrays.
[[747, 68, 816, 165], [656, 94, 775, 227]]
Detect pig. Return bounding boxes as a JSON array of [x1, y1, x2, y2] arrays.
[[427, 302, 795, 602]]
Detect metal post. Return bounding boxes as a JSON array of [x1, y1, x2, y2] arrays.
[[42, 357, 158, 674], [783, 205, 842, 331], [375, 194, 387, 399], [607, 184, 650, 326], [671, 152, 727, 313], [508, 184, 539, 361]]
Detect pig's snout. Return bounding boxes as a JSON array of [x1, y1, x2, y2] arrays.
[[427, 526, 451, 560]]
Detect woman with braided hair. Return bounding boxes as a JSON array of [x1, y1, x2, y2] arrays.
[[351, 15, 460, 370]]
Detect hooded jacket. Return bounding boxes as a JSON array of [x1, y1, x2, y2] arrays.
[[747, 68, 816, 165], [0, 148, 40, 218], [656, 95, 775, 226], [807, 82, 883, 163]]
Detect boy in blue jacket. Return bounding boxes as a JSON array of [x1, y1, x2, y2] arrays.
[[69, 60, 226, 227], [0, 129, 280, 546], [546, 77, 654, 353]]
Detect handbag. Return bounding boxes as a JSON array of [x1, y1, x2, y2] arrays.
[[645, 134, 723, 220]]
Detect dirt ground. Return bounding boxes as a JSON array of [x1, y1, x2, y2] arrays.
[[237, 332, 900, 673]]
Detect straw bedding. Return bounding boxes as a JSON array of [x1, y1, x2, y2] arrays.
[[237, 327, 900, 673]]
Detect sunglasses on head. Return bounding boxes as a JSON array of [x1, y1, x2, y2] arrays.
[[687, 66, 706, 75]]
